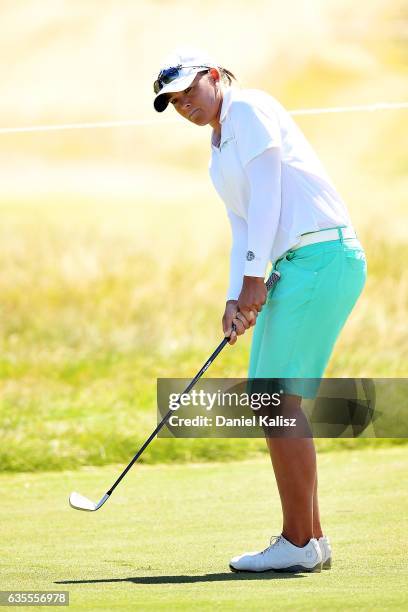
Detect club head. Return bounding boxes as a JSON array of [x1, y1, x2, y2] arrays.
[[69, 491, 109, 512]]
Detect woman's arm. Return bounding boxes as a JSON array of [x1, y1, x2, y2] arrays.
[[244, 145, 282, 278], [226, 208, 247, 301], [238, 146, 282, 319], [223, 209, 254, 345]]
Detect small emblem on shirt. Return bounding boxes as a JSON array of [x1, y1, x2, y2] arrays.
[[246, 250, 255, 261]]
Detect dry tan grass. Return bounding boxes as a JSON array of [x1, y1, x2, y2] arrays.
[[0, 1, 407, 469]]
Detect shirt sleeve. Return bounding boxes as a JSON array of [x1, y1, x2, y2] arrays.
[[226, 209, 247, 301], [243, 146, 282, 278], [229, 100, 282, 167]]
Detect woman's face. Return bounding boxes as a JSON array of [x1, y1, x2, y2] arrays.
[[166, 69, 222, 125]]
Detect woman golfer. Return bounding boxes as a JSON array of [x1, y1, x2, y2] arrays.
[[153, 47, 367, 573]]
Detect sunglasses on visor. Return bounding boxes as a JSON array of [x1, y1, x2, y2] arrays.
[[153, 64, 211, 94]]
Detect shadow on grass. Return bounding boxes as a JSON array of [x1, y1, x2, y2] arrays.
[[55, 571, 305, 585]]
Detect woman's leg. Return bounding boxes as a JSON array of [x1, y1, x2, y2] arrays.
[[248, 240, 367, 551], [313, 472, 324, 539], [264, 393, 323, 546]]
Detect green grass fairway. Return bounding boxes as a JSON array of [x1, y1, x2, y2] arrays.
[[1, 447, 407, 610]]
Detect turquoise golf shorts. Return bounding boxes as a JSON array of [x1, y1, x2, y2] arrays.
[[248, 228, 367, 397]]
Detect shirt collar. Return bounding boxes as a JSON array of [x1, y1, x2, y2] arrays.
[[211, 86, 238, 150], [219, 86, 236, 123]]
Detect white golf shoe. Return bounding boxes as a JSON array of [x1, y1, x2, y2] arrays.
[[229, 534, 322, 573], [318, 535, 332, 569]]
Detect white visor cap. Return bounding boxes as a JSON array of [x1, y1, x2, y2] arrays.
[[153, 47, 219, 112]]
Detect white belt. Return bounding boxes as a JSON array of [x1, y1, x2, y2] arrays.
[[291, 226, 357, 251]]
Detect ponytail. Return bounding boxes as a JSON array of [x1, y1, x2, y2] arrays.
[[218, 67, 237, 86]]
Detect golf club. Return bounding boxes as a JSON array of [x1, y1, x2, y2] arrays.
[[69, 270, 281, 511]]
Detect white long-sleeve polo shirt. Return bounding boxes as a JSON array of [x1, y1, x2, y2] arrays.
[[208, 85, 353, 301]]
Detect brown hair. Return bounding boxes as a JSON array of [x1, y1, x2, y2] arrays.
[[198, 67, 237, 86], [218, 67, 237, 86]]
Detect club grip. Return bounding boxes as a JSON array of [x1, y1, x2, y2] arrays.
[[265, 269, 281, 291]]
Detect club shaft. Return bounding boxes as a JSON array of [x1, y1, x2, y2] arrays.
[[107, 335, 231, 494], [106, 270, 281, 496]]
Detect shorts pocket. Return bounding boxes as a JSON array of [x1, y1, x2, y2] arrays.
[[287, 247, 341, 275]]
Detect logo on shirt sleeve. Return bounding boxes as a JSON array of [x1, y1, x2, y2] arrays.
[[246, 250, 255, 261]]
